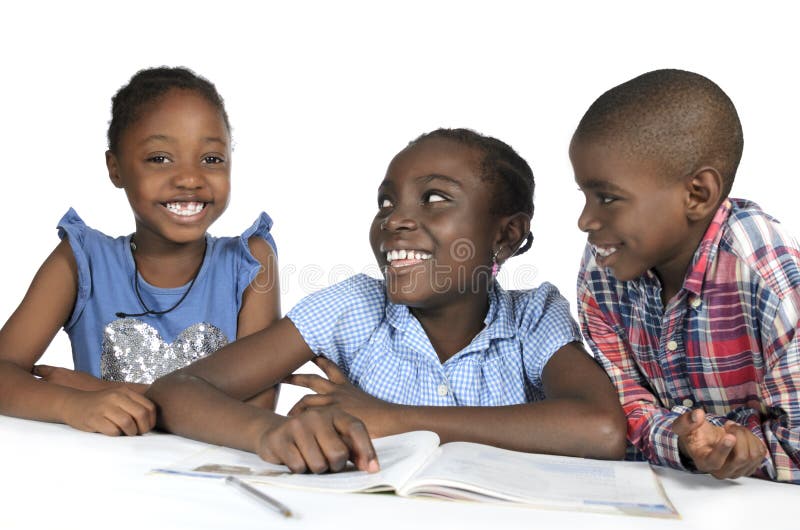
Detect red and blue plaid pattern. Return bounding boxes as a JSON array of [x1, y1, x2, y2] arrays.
[[578, 199, 800, 483]]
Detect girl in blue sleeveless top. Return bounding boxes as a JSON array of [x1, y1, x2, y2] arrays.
[[0, 67, 280, 436], [149, 129, 626, 474]]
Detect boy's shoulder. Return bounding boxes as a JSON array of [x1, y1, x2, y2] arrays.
[[723, 198, 794, 250], [720, 198, 800, 295]]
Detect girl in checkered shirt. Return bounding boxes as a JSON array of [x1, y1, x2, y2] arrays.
[[148, 128, 626, 474]]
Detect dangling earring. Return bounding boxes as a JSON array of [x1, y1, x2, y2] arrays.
[[491, 248, 501, 277]]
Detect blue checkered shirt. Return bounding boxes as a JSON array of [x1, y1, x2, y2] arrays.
[[286, 274, 582, 406]]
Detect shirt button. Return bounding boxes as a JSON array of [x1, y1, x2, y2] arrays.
[[682, 398, 694, 407], [437, 384, 449, 396], [690, 298, 702, 309], [666, 340, 678, 351]]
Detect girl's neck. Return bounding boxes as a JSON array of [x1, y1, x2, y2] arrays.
[[411, 289, 491, 364], [131, 231, 207, 289]]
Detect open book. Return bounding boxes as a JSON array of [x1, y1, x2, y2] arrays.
[[153, 431, 677, 518]]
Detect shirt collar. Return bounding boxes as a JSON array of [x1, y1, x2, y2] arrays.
[[479, 282, 517, 342], [682, 198, 732, 296], [384, 281, 516, 352], [629, 199, 732, 298]]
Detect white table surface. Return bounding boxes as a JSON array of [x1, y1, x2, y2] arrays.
[[1, 415, 797, 530]]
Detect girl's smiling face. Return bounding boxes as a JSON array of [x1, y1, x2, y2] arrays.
[[106, 88, 231, 248], [369, 138, 500, 308]]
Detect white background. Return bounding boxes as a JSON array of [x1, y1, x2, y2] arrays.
[[1, 0, 798, 416]]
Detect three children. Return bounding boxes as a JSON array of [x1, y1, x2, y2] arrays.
[[1, 65, 797, 485]]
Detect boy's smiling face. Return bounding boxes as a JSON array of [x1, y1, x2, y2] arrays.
[[571, 139, 701, 289]]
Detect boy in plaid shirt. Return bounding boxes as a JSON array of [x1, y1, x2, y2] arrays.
[[573, 69, 800, 483]]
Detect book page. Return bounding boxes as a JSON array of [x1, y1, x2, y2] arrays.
[[399, 442, 677, 517], [153, 431, 440, 494]]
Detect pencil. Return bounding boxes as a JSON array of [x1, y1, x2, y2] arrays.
[[225, 475, 293, 518]]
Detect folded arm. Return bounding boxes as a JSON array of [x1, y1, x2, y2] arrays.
[[146, 318, 378, 473], [0, 240, 154, 434], [579, 287, 797, 481], [288, 342, 627, 459]]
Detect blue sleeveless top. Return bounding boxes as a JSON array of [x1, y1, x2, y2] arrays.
[[57, 208, 277, 384]]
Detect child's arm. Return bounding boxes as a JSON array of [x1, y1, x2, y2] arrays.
[[237, 235, 281, 338], [31, 364, 148, 392], [234, 235, 282, 410], [581, 266, 800, 482], [146, 318, 379, 473], [0, 240, 155, 434], [579, 285, 715, 468], [719, 293, 800, 483], [287, 343, 627, 459], [579, 282, 782, 479]]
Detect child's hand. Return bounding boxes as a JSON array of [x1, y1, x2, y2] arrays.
[[255, 406, 379, 474], [673, 409, 767, 479], [285, 357, 399, 438], [33, 364, 110, 392], [61, 388, 156, 436], [718, 420, 769, 478]]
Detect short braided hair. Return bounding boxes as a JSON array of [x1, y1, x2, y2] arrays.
[[409, 128, 535, 256], [107, 66, 230, 154]]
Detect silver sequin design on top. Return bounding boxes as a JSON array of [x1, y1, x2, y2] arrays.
[[101, 318, 229, 384]]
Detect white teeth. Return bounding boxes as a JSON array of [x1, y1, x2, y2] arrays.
[[385, 250, 433, 263], [593, 245, 618, 258], [165, 201, 205, 216]]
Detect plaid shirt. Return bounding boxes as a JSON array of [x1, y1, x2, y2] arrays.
[[287, 274, 581, 406], [578, 198, 800, 483]]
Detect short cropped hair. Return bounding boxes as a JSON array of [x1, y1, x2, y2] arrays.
[[410, 128, 535, 256], [572, 69, 743, 197]]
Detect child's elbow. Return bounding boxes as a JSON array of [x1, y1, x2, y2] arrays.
[[590, 411, 627, 460]]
